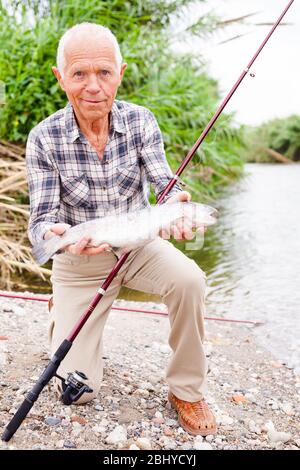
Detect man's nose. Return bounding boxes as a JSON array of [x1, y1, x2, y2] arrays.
[[85, 74, 102, 94]]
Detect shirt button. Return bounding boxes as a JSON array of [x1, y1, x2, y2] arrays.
[[102, 187, 107, 191]]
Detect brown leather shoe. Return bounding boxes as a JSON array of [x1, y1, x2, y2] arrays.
[[168, 391, 217, 436]]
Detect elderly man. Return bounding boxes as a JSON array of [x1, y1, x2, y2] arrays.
[[26, 23, 216, 436]]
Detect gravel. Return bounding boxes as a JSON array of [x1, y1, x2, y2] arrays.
[[0, 291, 299, 450]]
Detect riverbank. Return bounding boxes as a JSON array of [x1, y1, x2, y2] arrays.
[[0, 292, 299, 450]]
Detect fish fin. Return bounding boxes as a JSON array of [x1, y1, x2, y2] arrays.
[[32, 235, 62, 265]]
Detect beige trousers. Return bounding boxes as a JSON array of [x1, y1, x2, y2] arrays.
[[49, 237, 208, 404]]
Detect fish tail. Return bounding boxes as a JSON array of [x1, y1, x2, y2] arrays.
[[32, 235, 62, 265]]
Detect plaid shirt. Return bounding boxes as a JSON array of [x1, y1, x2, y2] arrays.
[[26, 100, 182, 246]]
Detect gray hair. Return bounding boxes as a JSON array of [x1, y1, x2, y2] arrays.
[[56, 22, 123, 78]]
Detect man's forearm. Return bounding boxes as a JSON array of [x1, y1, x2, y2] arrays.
[[157, 186, 182, 203]]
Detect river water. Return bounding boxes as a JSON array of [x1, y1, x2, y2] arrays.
[[122, 163, 300, 369], [191, 163, 300, 369]]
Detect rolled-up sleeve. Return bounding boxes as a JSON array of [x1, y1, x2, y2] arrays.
[[25, 129, 60, 246], [140, 109, 182, 202]]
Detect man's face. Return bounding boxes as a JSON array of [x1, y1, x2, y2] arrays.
[[52, 35, 126, 122]]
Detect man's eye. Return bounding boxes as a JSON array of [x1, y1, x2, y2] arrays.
[[74, 71, 83, 77], [100, 70, 110, 77]]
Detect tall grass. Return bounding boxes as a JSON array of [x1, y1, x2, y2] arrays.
[[0, 141, 51, 290]]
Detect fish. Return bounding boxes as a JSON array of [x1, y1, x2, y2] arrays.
[[32, 202, 218, 265]]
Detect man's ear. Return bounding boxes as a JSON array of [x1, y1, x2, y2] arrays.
[[52, 66, 66, 91], [119, 63, 127, 85]]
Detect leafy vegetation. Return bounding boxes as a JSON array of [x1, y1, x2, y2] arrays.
[[242, 115, 300, 163]]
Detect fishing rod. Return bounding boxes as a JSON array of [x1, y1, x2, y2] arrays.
[[2, 0, 294, 442]]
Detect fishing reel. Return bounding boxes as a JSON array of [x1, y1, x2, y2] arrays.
[[57, 370, 93, 405]]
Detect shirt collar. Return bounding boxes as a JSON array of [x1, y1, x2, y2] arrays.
[[110, 100, 127, 135], [64, 102, 80, 143], [64, 100, 126, 143]]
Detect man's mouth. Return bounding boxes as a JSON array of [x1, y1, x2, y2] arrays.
[[81, 98, 104, 104]]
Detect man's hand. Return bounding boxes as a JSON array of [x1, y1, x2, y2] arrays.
[[43, 223, 110, 256], [165, 190, 191, 205], [160, 191, 205, 241], [44, 223, 71, 241]]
